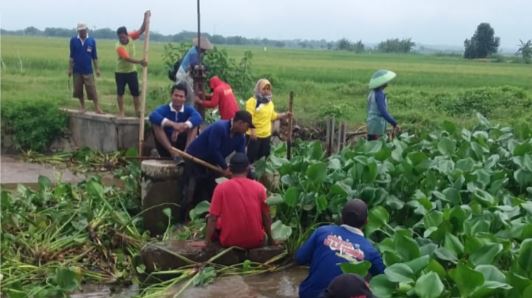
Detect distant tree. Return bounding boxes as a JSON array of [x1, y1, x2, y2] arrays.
[[377, 38, 415, 53], [516, 39, 532, 64], [352, 40, 365, 53], [23, 26, 42, 36], [464, 23, 500, 58], [336, 38, 352, 51], [44, 27, 74, 37]]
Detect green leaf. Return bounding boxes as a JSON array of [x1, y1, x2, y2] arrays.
[[469, 243, 503, 266], [456, 158, 475, 172], [475, 265, 506, 283], [328, 158, 342, 170], [449, 262, 484, 297], [394, 231, 420, 261], [271, 220, 292, 241], [437, 137, 456, 156], [315, 195, 327, 214], [365, 206, 390, 236], [283, 187, 299, 207], [363, 140, 383, 153], [385, 263, 415, 283], [370, 274, 396, 298], [306, 162, 327, 183], [427, 259, 447, 279], [415, 272, 444, 298], [339, 260, 371, 276], [433, 247, 458, 263], [55, 268, 80, 292], [444, 233, 464, 257], [518, 239, 532, 277], [189, 201, 210, 221], [266, 193, 283, 206], [404, 255, 430, 274], [38, 175, 52, 190]]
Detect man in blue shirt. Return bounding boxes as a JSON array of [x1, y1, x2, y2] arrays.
[[296, 199, 385, 298], [175, 36, 213, 104], [68, 23, 102, 114], [149, 83, 202, 158], [179, 110, 254, 222]]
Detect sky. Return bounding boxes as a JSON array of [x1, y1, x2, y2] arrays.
[[1, 0, 531, 50]]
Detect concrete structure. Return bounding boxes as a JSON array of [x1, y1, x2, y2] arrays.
[[141, 240, 285, 272], [65, 109, 148, 152], [141, 159, 182, 235]]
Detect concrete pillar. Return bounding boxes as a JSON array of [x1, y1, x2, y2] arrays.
[[141, 160, 182, 235]]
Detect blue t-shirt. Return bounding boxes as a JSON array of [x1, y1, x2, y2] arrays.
[[295, 225, 385, 298], [186, 120, 245, 169], [178, 46, 199, 73], [69, 36, 97, 75], [149, 103, 202, 141]]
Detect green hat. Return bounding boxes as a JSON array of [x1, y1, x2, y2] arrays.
[[368, 69, 396, 89]]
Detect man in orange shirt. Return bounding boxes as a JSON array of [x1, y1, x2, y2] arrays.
[[114, 10, 150, 117]]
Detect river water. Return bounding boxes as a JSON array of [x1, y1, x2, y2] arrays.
[[72, 267, 307, 298]]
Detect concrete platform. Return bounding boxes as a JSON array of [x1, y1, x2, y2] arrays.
[[64, 109, 148, 152]]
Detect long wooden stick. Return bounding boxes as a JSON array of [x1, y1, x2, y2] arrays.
[[138, 12, 151, 157], [168, 147, 228, 177], [287, 91, 294, 160]]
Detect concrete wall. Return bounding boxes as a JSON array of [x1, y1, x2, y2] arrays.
[[65, 109, 152, 152]]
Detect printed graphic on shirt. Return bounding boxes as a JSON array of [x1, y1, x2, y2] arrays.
[[323, 234, 365, 262]]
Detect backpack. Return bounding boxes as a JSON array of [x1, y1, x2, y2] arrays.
[[167, 58, 182, 81]]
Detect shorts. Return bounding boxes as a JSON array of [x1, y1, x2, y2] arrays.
[[73, 73, 97, 100], [115, 72, 140, 96]]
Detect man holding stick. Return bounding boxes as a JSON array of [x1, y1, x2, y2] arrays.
[[178, 110, 254, 222], [114, 10, 150, 117]]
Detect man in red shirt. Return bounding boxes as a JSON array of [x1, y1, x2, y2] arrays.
[[195, 76, 239, 120], [201, 152, 274, 249]]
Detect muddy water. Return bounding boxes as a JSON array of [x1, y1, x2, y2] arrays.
[[180, 266, 307, 298], [73, 267, 307, 298]]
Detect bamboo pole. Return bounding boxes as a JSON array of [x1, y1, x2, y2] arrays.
[[138, 12, 151, 157], [287, 91, 294, 160], [168, 147, 228, 177]]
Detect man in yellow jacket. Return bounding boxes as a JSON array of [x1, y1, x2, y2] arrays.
[[245, 79, 292, 163]]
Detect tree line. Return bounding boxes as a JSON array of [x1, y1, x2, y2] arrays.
[[2, 26, 416, 53]]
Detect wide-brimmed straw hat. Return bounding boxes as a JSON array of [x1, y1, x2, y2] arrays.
[[192, 36, 213, 50], [368, 69, 396, 89], [77, 23, 88, 31]]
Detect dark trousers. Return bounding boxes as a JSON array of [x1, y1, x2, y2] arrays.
[[246, 136, 271, 164], [367, 134, 380, 141], [178, 159, 218, 222], [154, 130, 187, 158]]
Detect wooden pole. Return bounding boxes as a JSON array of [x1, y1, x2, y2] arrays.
[[168, 147, 228, 177], [287, 91, 294, 160], [138, 12, 151, 157]]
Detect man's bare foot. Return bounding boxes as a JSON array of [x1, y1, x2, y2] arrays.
[[95, 107, 104, 114], [79, 107, 86, 113], [118, 111, 125, 117]]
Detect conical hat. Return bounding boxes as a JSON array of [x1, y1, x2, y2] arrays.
[[192, 36, 213, 50], [368, 69, 396, 89]]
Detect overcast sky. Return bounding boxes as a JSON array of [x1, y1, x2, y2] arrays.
[[1, 0, 530, 50]]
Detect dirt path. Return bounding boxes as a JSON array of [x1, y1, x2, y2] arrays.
[[1, 154, 84, 186]]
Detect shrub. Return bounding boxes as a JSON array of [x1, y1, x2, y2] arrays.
[[1, 100, 67, 152]]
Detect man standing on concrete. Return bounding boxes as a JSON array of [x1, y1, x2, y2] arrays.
[[179, 110, 254, 222], [115, 10, 150, 117], [296, 199, 385, 298], [149, 83, 202, 158], [68, 23, 102, 114], [197, 153, 274, 249]]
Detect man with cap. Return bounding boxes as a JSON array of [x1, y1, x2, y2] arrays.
[[295, 199, 385, 298], [322, 274, 374, 298], [195, 152, 275, 249], [178, 110, 254, 222], [195, 76, 239, 120], [114, 10, 150, 117], [175, 36, 213, 104], [367, 69, 400, 140], [68, 23, 102, 114]]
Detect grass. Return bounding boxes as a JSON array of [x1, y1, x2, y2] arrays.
[[2, 36, 532, 128]]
